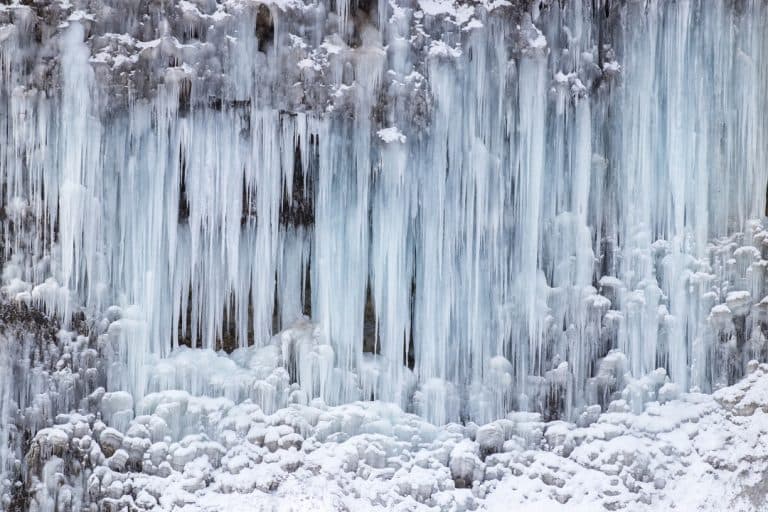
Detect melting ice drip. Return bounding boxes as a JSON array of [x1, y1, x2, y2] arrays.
[[0, 0, 767, 433]]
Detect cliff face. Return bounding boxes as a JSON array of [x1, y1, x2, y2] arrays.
[[1, 0, 768, 465]]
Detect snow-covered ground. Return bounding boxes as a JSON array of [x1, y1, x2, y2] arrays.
[[19, 357, 768, 511]]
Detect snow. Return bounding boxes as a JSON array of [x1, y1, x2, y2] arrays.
[[297, 58, 321, 71], [418, 0, 455, 17], [377, 127, 406, 144], [16, 360, 768, 511], [428, 40, 462, 58], [462, 19, 484, 31], [727, 290, 753, 316]]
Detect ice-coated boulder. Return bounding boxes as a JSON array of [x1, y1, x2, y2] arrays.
[[106, 449, 129, 472], [476, 422, 505, 454], [449, 440, 484, 487], [98, 428, 124, 457]]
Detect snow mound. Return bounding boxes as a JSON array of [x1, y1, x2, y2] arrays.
[[14, 365, 768, 511]]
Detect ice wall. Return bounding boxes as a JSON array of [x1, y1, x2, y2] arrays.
[[1, 0, 768, 426]]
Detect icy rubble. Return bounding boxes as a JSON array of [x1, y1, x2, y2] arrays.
[[16, 355, 768, 512]]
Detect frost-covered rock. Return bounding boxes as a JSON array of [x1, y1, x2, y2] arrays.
[[476, 422, 505, 454], [98, 428, 124, 457], [449, 440, 485, 487]]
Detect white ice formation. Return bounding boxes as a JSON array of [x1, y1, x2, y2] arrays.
[[8, 318, 768, 511], [1, 0, 768, 509]]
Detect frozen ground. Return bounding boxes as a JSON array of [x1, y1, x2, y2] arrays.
[[17, 356, 768, 512]]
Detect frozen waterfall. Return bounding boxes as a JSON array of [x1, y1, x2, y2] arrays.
[[2, 1, 768, 507], [2, 0, 768, 422]]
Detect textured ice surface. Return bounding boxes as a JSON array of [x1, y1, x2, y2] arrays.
[[14, 353, 768, 511], [2, 0, 768, 509], [1, 279, 768, 510]]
